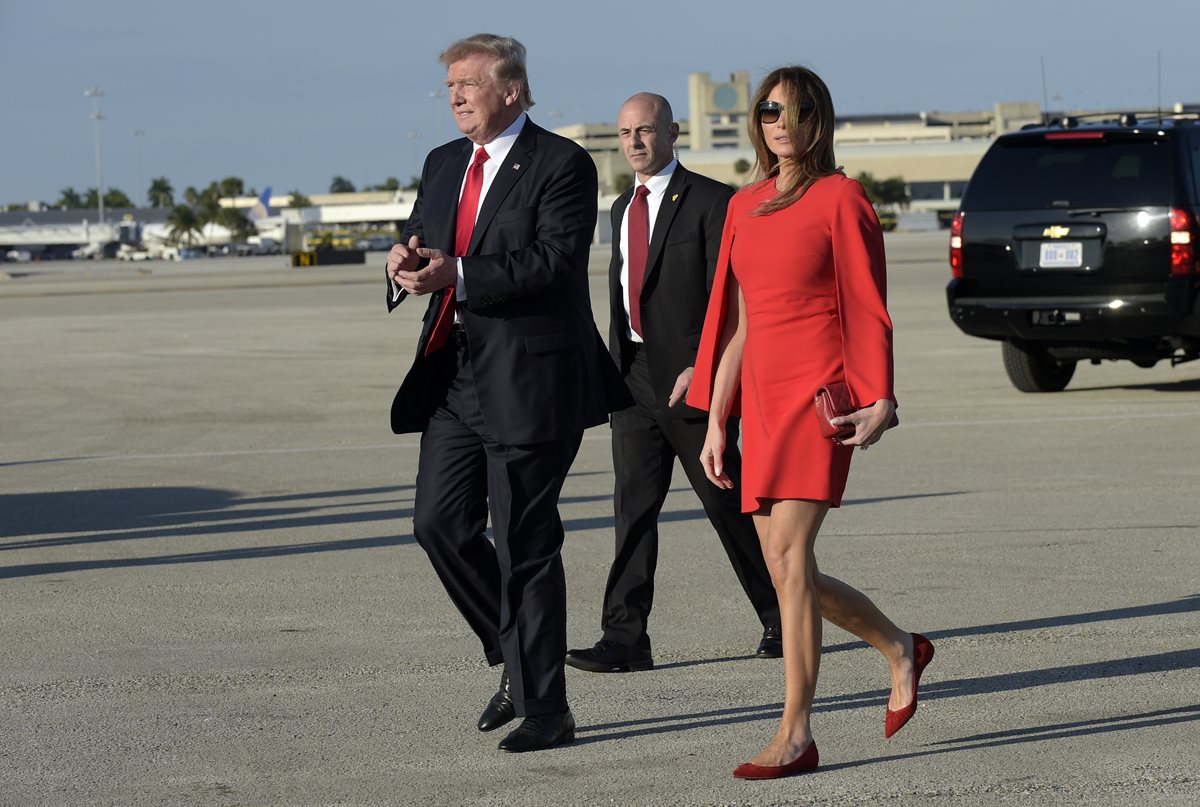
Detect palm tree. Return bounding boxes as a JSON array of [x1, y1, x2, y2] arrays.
[[197, 182, 223, 245], [56, 187, 84, 209], [148, 177, 174, 208], [183, 186, 199, 206], [329, 176, 356, 193], [219, 176, 245, 198], [166, 205, 202, 247]]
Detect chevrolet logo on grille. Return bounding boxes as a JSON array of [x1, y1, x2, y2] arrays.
[[1043, 226, 1071, 239]]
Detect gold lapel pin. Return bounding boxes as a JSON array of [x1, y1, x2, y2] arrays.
[[671, 193, 679, 202]]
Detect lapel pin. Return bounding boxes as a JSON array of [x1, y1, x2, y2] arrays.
[[671, 193, 679, 202], [512, 163, 521, 170]]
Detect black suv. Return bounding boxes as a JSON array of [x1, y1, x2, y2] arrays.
[[946, 114, 1200, 391]]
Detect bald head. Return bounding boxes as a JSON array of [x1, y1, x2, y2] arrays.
[[617, 92, 680, 182]]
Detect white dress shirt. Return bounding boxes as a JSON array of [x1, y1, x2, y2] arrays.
[[619, 159, 677, 343], [390, 112, 528, 304]]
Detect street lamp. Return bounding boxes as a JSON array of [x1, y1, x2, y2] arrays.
[[85, 86, 105, 224], [133, 128, 145, 208]]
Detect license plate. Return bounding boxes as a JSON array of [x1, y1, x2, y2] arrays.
[[1039, 241, 1083, 268]]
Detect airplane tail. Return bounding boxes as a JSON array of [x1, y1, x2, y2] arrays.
[[248, 186, 272, 221]]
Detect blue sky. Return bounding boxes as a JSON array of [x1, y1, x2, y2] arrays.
[[2, 0, 1197, 204]]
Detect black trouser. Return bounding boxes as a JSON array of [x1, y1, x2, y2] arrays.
[[412, 336, 581, 716], [603, 345, 779, 651]]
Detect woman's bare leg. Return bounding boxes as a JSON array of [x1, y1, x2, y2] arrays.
[[747, 499, 827, 766], [814, 568, 916, 711]]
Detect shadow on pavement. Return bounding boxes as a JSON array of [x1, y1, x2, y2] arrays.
[[574, 646, 1200, 746], [825, 595, 1200, 653], [0, 485, 417, 578]]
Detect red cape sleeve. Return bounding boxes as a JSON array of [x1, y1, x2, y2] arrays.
[[686, 193, 741, 417], [833, 179, 896, 410]]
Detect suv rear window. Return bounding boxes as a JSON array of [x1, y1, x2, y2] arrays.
[[963, 136, 1174, 211]]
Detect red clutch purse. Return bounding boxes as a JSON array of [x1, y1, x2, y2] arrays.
[[815, 382, 899, 441]]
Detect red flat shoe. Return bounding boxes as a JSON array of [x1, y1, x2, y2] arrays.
[[732, 742, 819, 780], [885, 632, 935, 738]]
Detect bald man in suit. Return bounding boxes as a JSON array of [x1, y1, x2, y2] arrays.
[[566, 93, 780, 675]]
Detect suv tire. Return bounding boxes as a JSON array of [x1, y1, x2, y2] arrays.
[[1002, 341, 1077, 392]]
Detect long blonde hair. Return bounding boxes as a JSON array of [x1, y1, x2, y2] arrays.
[[749, 66, 838, 215]]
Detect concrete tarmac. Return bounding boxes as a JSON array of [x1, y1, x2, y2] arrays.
[[2, 233, 1198, 806]]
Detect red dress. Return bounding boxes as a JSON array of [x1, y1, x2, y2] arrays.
[[687, 174, 895, 511]]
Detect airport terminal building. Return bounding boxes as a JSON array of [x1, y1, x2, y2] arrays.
[[4, 71, 1196, 260]]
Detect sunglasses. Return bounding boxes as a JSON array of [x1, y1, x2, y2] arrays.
[[756, 99, 815, 125]]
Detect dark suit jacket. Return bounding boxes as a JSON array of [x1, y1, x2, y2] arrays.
[[388, 118, 629, 445], [608, 164, 734, 419]]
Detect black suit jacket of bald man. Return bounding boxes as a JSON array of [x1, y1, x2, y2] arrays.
[[601, 163, 779, 652]]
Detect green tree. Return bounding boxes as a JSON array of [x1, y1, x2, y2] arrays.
[[734, 158, 752, 176], [104, 188, 134, 208], [219, 176, 245, 198], [148, 177, 174, 208], [367, 176, 401, 192], [219, 208, 257, 241], [196, 182, 223, 244], [404, 176, 420, 190], [613, 173, 634, 194], [166, 204, 202, 247], [329, 176, 356, 193], [56, 187, 84, 209], [84, 188, 133, 208], [855, 172, 911, 209], [183, 186, 199, 206], [287, 190, 312, 208]]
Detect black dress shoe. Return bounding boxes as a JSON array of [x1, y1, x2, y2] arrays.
[[756, 626, 783, 658], [565, 639, 653, 673], [497, 710, 575, 753], [477, 668, 515, 732]]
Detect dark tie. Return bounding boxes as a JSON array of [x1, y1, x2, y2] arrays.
[[626, 184, 651, 338], [425, 145, 489, 356]]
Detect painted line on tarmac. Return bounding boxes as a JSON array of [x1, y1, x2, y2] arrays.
[[3, 411, 1197, 467], [0, 433, 615, 467], [898, 410, 1199, 429]]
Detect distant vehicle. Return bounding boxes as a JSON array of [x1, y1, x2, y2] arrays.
[[178, 247, 206, 259], [356, 235, 396, 251], [5, 249, 32, 263], [875, 209, 898, 232], [946, 113, 1200, 392], [116, 244, 151, 261], [71, 242, 104, 260]]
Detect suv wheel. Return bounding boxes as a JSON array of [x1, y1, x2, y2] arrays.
[[1002, 341, 1077, 392]]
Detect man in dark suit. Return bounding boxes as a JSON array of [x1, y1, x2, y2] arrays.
[[565, 93, 781, 674], [386, 34, 628, 753]]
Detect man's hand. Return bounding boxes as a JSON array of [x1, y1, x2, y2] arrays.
[[386, 235, 421, 284], [667, 366, 694, 407], [394, 244, 457, 296]]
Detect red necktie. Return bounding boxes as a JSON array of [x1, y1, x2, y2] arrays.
[[626, 184, 651, 338], [425, 145, 489, 356]]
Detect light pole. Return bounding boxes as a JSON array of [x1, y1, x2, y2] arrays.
[[133, 128, 145, 208], [85, 86, 106, 225]]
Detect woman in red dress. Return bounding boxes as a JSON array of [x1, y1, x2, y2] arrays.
[[688, 66, 934, 779]]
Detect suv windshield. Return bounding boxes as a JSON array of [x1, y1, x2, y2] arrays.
[[963, 136, 1174, 211]]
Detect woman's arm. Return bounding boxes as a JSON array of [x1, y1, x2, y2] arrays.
[[700, 279, 747, 487]]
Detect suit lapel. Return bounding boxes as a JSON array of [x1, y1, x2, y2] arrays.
[[436, 140, 473, 252], [466, 120, 539, 255], [642, 165, 689, 294]]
